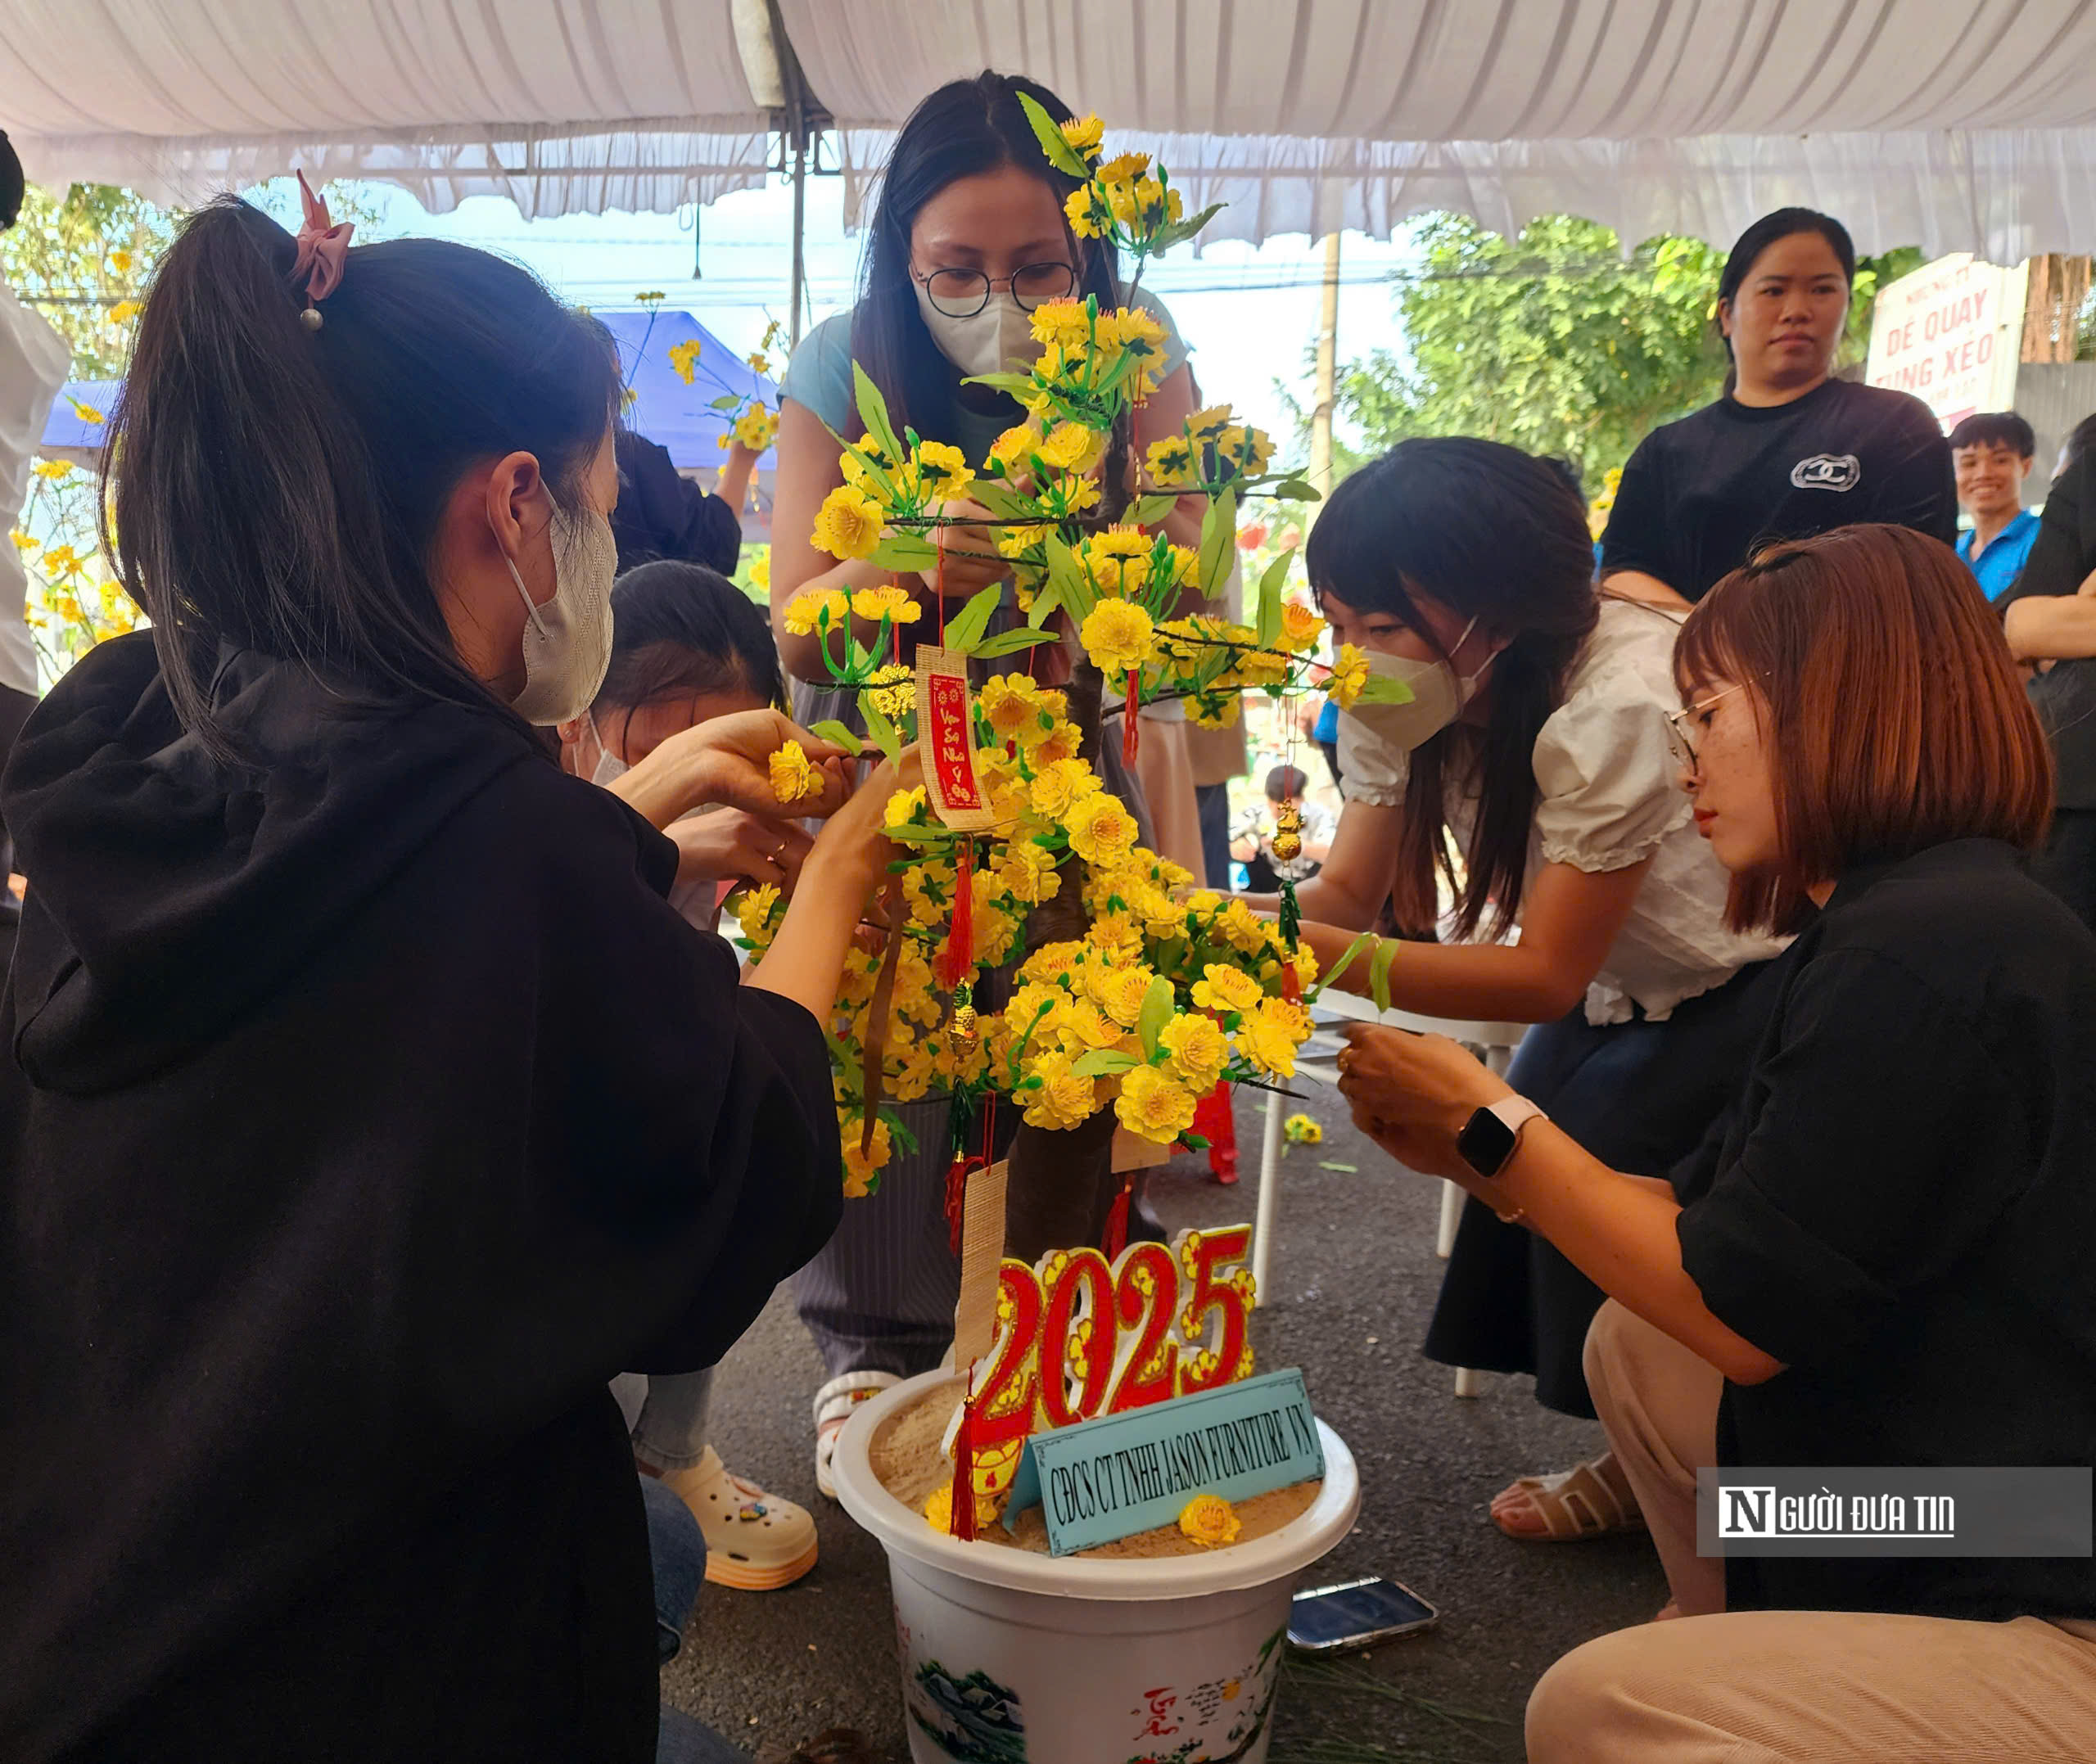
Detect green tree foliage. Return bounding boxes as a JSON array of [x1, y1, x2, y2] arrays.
[[1330, 214, 1922, 486]]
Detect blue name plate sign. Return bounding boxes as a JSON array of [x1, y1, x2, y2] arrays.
[[1001, 1368, 1323, 1556]]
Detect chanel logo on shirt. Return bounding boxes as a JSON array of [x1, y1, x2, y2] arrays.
[[1789, 453, 1862, 492]]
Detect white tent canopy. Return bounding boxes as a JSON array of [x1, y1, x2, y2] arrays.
[[8, 0, 2096, 256]]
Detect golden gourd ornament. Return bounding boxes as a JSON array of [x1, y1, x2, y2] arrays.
[[948, 984, 979, 1051], [1270, 798, 1303, 864]]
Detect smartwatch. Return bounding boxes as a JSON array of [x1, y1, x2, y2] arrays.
[[1456, 1095, 1545, 1180]]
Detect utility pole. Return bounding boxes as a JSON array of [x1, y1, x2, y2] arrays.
[[1308, 231, 1342, 514]]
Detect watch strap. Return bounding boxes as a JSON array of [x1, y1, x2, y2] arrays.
[[1458, 1094, 1545, 1179]]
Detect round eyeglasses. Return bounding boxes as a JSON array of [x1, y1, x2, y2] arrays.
[[913, 262, 1080, 318], [1664, 681, 1750, 770]]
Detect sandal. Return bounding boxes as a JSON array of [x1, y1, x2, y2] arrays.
[[1490, 1451, 1646, 1541], [656, 1446, 819, 1591], [812, 1370, 898, 1500]]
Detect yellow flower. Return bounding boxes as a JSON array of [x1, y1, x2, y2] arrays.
[[864, 661, 915, 721], [1098, 151, 1151, 185], [841, 1115, 892, 1198], [1028, 298, 1093, 350], [913, 440, 974, 498], [1284, 1112, 1323, 1145], [1078, 599, 1154, 676], [1099, 963, 1158, 1029], [1116, 1064, 1199, 1145], [734, 404, 779, 451], [1101, 305, 1167, 359], [923, 1482, 956, 1534], [1028, 756, 1100, 819], [979, 674, 1041, 742], [1217, 424, 1276, 477], [39, 544, 81, 578], [30, 459, 71, 482], [667, 338, 702, 384], [811, 485, 884, 561], [768, 740, 821, 804], [1216, 899, 1269, 954], [783, 588, 850, 635], [1159, 1013, 1229, 1089], [1145, 436, 1198, 489], [1177, 1493, 1241, 1548], [884, 785, 928, 832], [1037, 421, 1105, 476], [1280, 602, 1325, 652], [850, 583, 922, 625], [748, 350, 771, 376], [748, 550, 770, 591], [1058, 115, 1105, 160], [1053, 999, 1124, 1056], [1186, 404, 1235, 443], [108, 300, 141, 327], [1023, 1048, 1100, 1130], [1190, 963, 1264, 1018], [8, 530, 34, 554], [1326, 643, 1371, 709], [987, 422, 1041, 475], [108, 248, 133, 274], [1064, 792, 1139, 865], [993, 840, 1060, 906], [1235, 997, 1311, 1078], [1065, 186, 1109, 240], [734, 883, 782, 941]]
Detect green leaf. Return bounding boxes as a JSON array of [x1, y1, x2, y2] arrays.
[[807, 719, 864, 755], [971, 626, 1060, 658], [1254, 547, 1294, 647], [959, 371, 1039, 397], [1027, 580, 1064, 629], [939, 584, 1004, 656], [1351, 673, 1417, 707], [869, 532, 939, 573], [1305, 931, 1379, 1004], [1046, 534, 1095, 622], [969, 480, 1029, 520], [1197, 487, 1238, 597], [860, 698, 904, 766], [1127, 493, 1181, 524], [1136, 977, 1177, 1059], [851, 362, 902, 461], [1369, 936, 1399, 1016], [1016, 91, 1091, 178], [1317, 1161, 1360, 1174], [1271, 477, 1321, 502], [1070, 1048, 1142, 1078], [1146, 201, 1225, 255], [708, 393, 743, 412]]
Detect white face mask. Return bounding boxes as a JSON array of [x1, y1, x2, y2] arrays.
[[1340, 616, 1495, 755], [585, 710, 627, 784], [499, 502, 617, 725], [913, 283, 1043, 381]]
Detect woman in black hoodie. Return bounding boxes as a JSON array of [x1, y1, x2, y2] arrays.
[[0, 188, 890, 1762]]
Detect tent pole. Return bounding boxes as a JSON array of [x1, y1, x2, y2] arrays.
[[790, 138, 807, 352]]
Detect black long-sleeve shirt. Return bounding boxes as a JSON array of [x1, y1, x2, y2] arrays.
[[1999, 449, 2096, 808], [1602, 378, 1957, 602]]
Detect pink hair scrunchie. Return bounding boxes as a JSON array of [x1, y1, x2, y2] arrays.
[[289, 169, 353, 318]]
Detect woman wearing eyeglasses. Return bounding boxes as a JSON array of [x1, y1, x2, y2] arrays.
[[1276, 439, 1787, 1542], [768, 71, 1207, 1497], [1337, 525, 2096, 1761]]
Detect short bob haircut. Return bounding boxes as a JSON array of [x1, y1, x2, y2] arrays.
[[1675, 523, 2053, 935]]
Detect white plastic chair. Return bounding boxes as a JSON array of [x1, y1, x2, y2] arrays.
[[1253, 990, 1525, 1396]]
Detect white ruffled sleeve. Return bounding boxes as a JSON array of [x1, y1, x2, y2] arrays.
[[1336, 710, 1409, 806], [1532, 674, 1692, 873]]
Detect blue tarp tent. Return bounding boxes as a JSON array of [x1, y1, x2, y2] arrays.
[[39, 314, 779, 530]]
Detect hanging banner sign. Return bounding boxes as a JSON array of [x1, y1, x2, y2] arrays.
[[1864, 254, 2030, 432], [915, 644, 996, 831]]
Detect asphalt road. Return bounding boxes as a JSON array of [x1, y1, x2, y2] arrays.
[[664, 1094, 1664, 1763]]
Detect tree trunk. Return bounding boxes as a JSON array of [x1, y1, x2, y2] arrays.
[[1002, 657, 1127, 1262]]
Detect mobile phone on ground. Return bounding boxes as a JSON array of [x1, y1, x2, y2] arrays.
[[1287, 1576, 1440, 1653]]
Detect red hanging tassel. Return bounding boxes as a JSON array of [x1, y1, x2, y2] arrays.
[[1281, 959, 1301, 1004], [1101, 1171, 1134, 1260], [936, 839, 975, 990], [1121, 666, 1141, 766], [1193, 1081, 1239, 1185], [943, 1155, 970, 1256], [950, 1371, 979, 1541]]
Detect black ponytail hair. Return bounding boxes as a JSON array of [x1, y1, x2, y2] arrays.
[[106, 194, 621, 757], [592, 562, 784, 734], [853, 71, 1120, 447], [1306, 437, 1598, 937]]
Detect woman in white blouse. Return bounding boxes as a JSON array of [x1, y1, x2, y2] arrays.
[[1259, 440, 1786, 1541]]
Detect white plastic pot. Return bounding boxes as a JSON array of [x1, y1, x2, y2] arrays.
[[833, 1369, 1361, 1764]]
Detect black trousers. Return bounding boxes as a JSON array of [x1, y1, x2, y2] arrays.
[[1421, 960, 1782, 1418], [2034, 807, 2096, 932]]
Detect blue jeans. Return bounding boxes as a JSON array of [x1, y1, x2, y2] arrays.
[[643, 1477, 748, 1764]]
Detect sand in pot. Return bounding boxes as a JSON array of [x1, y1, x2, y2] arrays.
[[870, 1384, 1321, 1559]]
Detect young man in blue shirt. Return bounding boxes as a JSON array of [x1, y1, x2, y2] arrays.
[[1951, 411, 2040, 600]]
